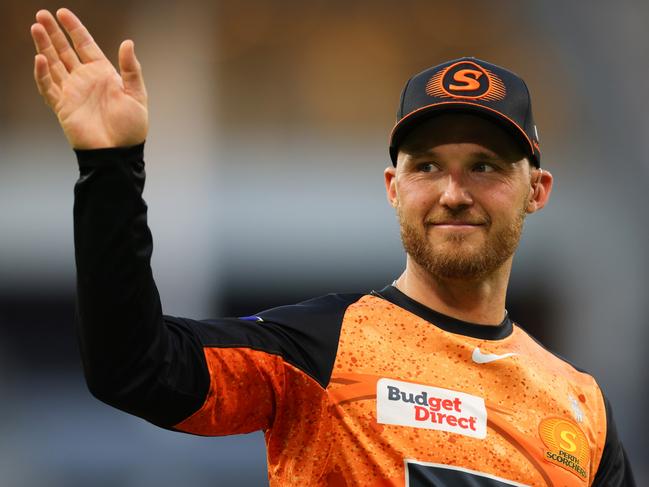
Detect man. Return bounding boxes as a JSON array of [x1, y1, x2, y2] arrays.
[[31, 7, 635, 486]]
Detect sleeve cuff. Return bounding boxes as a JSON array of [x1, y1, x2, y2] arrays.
[[74, 142, 145, 168]]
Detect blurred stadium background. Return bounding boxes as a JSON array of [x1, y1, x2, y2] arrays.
[[1, 0, 647, 485]]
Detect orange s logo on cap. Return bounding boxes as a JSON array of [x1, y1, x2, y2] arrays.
[[449, 69, 483, 91], [426, 60, 506, 101]]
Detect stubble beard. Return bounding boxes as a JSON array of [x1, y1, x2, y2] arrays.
[[397, 205, 527, 281]]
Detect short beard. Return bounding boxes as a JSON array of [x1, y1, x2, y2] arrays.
[[397, 205, 526, 281]]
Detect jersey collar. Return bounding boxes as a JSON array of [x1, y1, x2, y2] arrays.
[[371, 285, 513, 340]]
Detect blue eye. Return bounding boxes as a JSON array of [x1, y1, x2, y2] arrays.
[[473, 162, 495, 173], [419, 163, 437, 173]]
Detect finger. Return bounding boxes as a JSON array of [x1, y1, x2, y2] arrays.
[[119, 40, 147, 103], [30, 22, 69, 84], [34, 54, 62, 108], [55, 8, 106, 63], [35, 9, 81, 71]]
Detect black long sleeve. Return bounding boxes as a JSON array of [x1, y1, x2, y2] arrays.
[[592, 395, 636, 486], [73, 143, 209, 427]]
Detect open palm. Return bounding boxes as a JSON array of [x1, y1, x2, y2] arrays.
[[31, 8, 148, 149]]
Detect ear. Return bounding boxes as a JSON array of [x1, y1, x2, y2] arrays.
[[526, 167, 553, 214], [384, 166, 398, 208]]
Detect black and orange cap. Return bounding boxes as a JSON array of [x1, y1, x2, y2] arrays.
[[389, 57, 540, 167]]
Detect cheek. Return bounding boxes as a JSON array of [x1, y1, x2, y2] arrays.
[[483, 189, 528, 223], [397, 181, 437, 213]]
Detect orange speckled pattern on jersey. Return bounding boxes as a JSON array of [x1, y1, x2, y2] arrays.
[[174, 294, 608, 486]]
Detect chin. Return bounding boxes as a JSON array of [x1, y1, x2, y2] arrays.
[[415, 238, 509, 280], [399, 212, 520, 281], [430, 238, 485, 257]]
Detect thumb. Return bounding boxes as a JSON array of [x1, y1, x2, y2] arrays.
[[119, 40, 147, 102]]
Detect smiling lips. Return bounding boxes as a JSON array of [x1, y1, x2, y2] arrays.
[[427, 220, 488, 234], [427, 213, 489, 229], [434, 221, 482, 226], [429, 220, 486, 228]]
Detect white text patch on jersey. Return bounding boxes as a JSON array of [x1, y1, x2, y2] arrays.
[[377, 378, 487, 439]]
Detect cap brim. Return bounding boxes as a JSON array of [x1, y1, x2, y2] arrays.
[[389, 101, 539, 167]]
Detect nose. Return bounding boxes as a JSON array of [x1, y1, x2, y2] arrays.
[[438, 173, 473, 210]]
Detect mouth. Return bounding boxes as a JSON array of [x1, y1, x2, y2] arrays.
[[433, 221, 482, 225], [427, 219, 487, 232], [433, 225, 482, 232], [430, 220, 485, 226]]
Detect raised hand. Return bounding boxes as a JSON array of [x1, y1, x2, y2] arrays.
[[30, 8, 148, 149]]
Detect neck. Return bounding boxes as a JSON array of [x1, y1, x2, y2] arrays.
[[394, 256, 512, 326]]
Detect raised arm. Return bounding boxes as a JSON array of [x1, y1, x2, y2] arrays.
[[30, 9, 209, 427]]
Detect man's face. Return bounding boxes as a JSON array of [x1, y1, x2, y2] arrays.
[[386, 113, 540, 281]]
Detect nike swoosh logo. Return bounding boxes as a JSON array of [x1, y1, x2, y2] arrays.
[[472, 347, 518, 364]]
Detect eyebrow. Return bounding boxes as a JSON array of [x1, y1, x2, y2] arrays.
[[405, 148, 500, 160]]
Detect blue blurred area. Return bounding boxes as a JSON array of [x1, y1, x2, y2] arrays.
[[2, 0, 647, 485]]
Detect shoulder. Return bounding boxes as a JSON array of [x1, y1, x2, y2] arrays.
[[512, 322, 598, 378], [255, 292, 367, 325], [254, 293, 367, 385], [177, 292, 367, 388]]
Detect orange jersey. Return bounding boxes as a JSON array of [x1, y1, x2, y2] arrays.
[[171, 286, 623, 486]]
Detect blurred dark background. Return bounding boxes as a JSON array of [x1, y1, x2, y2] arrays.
[[2, 0, 647, 485]]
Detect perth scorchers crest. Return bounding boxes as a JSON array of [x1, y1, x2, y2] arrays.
[[539, 417, 591, 481], [426, 60, 507, 101]]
